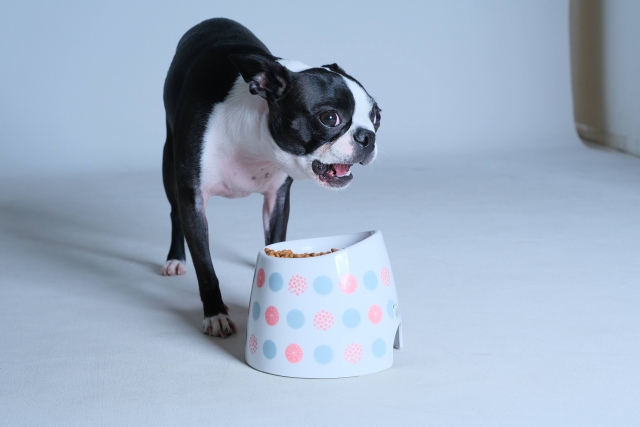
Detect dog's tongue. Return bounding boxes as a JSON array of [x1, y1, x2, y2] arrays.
[[333, 164, 350, 177]]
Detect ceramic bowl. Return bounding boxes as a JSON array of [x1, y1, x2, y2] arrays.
[[245, 230, 402, 378]]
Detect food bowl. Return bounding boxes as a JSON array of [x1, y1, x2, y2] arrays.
[[245, 230, 403, 378]]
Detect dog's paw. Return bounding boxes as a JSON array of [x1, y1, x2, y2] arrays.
[[161, 259, 187, 276], [202, 313, 238, 338]]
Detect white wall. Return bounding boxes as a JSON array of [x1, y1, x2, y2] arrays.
[[0, 0, 576, 177], [571, 0, 640, 156]]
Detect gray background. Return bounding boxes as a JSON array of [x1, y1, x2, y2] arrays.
[[0, 0, 574, 176]]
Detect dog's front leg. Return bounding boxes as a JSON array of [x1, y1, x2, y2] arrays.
[[178, 188, 237, 338], [262, 177, 293, 246]]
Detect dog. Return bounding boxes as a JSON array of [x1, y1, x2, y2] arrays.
[[161, 18, 381, 337]]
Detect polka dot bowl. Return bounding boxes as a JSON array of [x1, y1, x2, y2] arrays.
[[245, 230, 403, 378]]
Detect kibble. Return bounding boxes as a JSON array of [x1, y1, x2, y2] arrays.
[[264, 248, 339, 258]]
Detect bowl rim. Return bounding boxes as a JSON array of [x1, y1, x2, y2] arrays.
[[259, 230, 381, 262]]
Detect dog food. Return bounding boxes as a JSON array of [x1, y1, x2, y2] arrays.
[[264, 248, 339, 258]]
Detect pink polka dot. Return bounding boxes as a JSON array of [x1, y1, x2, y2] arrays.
[[288, 274, 307, 296], [249, 334, 257, 354], [265, 306, 279, 326], [381, 267, 391, 286], [344, 343, 363, 364], [368, 304, 383, 324], [256, 268, 265, 288], [339, 274, 358, 294], [313, 310, 334, 331], [285, 343, 304, 363]]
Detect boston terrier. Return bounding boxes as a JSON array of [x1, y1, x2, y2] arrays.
[[161, 18, 381, 337]]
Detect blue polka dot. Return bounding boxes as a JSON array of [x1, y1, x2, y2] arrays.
[[314, 345, 334, 364], [387, 299, 395, 319], [269, 272, 283, 292], [313, 276, 333, 295], [286, 309, 305, 329], [342, 309, 361, 328], [263, 340, 277, 359], [251, 301, 261, 321], [372, 338, 386, 358], [363, 271, 378, 290]]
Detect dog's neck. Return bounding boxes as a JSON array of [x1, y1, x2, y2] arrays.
[[204, 75, 311, 182], [211, 76, 275, 161], [199, 76, 294, 200]]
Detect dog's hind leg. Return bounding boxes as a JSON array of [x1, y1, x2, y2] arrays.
[[161, 120, 187, 276]]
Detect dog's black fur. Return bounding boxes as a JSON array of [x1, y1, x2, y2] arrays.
[[163, 19, 266, 333]]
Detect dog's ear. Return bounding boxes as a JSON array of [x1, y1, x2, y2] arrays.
[[228, 54, 293, 101], [322, 63, 347, 75]]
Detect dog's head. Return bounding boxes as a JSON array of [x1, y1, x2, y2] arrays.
[[229, 54, 381, 189]]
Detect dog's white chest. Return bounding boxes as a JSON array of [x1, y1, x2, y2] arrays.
[[199, 81, 287, 199], [200, 148, 286, 199]]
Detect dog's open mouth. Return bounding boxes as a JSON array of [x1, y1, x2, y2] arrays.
[[312, 160, 354, 187]]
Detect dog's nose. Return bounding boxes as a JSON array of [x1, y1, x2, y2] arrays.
[[353, 128, 375, 148]]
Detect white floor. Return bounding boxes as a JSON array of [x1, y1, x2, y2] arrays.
[[1, 138, 639, 426]]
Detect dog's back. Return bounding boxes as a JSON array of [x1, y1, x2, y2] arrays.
[[163, 18, 271, 126]]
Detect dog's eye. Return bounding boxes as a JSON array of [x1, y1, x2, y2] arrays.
[[319, 111, 341, 127]]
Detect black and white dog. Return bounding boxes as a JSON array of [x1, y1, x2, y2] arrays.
[[161, 18, 381, 338]]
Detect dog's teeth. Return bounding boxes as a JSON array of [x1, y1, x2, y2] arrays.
[[334, 164, 351, 177]]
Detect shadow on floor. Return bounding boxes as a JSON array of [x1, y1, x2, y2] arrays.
[[0, 201, 253, 363]]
